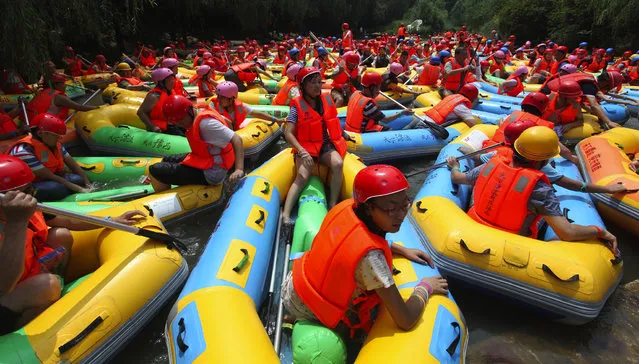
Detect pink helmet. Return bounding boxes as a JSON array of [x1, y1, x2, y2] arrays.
[[255, 59, 267, 70], [512, 66, 528, 77], [494, 50, 505, 59], [559, 63, 577, 74], [215, 81, 239, 98], [161, 58, 179, 68], [203, 52, 212, 59], [568, 55, 578, 63], [286, 63, 303, 80], [163, 46, 172, 53], [196, 65, 211, 76], [389, 62, 404, 75], [151, 68, 173, 83]]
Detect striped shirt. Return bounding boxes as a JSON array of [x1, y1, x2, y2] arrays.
[[9, 143, 69, 171]]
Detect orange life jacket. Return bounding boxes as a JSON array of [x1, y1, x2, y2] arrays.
[[489, 60, 505, 75], [172, 78, 189, 97], [64, 57, 83, 77], [292, 199, 393, 336], [116, 76, 143, 86], [197, 78, 215, 97], [0, 112, 17, 134], [231, 62, 258, 83], [273, 54, 288, 65], [550, 59, 569, 75], [535, 58, 551, 73], [499, 74, 524, 96], [443, 59, 464, 91], [8, 135, 65, 179], [546, 73, 598, 94], [5, 212, 53, 283], [342, 30, 353, 49], [332, 66, 359, 91], [210, 98, 248, 131], [86, 63, 110, 75], [417, 64, 440, 86], [424, 94, 471, 125], [291, 94, 346, 157], [485, 110, 555, 147], [25, 88, 69, 121], [211, 57, 228, 73], [467, 155, 550, 238], [397, 26, 407, 37], [148, 87, 172, 131], [181, 108, 235, 170], [345, 91, 383, 133], [586, 59, 606, 73], [140, 54, 156, 67], [272, 79, 298, 106], [541, 92, 578, 125]]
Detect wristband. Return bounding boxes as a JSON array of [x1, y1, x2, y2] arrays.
[[412, 286, 429, 302], [271, 116, 277, 123], [592, 225, 603, 239], [580, 181, 587, 192], [411, 291, 427, 306], [417, 280, 434, 295], [451, 167, 461, 172], [104, 216, 111, 221]]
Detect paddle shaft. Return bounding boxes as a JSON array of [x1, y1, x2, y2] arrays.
[[405, 142, 505, 177], [64, 89, 101, 123], [19, 99, 30, 126]]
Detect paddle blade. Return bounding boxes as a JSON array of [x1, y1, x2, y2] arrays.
[[136, 227, 188, 254]]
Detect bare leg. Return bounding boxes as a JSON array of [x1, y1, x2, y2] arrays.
[[282, 155, 314, 224], [331, 89, 345, 108], [320, 150, 344, 209], [149, 174, 171, 193], [45, 227, 74, 277], [0, 273, 62, 328]]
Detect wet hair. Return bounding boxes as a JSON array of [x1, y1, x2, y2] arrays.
[[353, 202, 386, 237], [521, 104, 542, 116]]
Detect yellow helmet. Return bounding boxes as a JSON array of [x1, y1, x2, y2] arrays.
[[116, 62, 132, 71], [513, 126, 560, 161]]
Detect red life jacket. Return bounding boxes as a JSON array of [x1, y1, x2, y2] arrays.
[[489, 60, 505, 75], [417, 64, 440, 86], [140, 54, 156, 67], [485, 110, 555, 147], [10, 212, 53, 283], [424, 94, 471, 125], [291, 94, 346, 157], [443, 59, 464, 91], [116, 76, 143, 86], [345, 91, 383, 133], [173, 79, 189, 97], [25, 88, 69, 121], [8, 135, 65, 179], [342, 30, 353, 49], [499, 74, 524, 96], [535, 58, 551, 73], [181, 109, 235, 170], [86, 63, 110, 75], [210, 98, 248, 131], [148, 87, 173, 131], [332, 66, 359, 92], [468, 155, 550, 238], [272, 80, 298, 106], [211, 57, 228, 72], [64, 57, 83, 77], [0, 112, 17, 134], [292, 199, 393, 336], [197, 78, 215, 97], [541, 92, 579, 125], [550, 59, 569, 75], [586, 59, 606, 73], [231, 62, 258, 83], [273, 54, 288, 65]]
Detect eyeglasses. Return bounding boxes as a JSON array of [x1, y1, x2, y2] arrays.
[[370, 197, 413, 217]]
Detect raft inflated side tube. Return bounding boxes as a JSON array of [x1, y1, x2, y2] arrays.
[[290, 176, 328, 265]]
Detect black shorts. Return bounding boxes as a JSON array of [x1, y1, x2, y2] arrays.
[[149, 154, 208, 186], [223, 70, 248, 92], [0, 304, 20, 335]]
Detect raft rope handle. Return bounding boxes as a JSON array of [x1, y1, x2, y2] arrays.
[[256, 125, 268, 133], [610, 255, 623, 265], [233, 248, 250, 272], [542, 264, 579, 282], [415, 201, 427, 213], [446, 322, 462, 356], [176, 317, 189, 352], [260, 181, 270, 194], [119, 159, 141, 165], [58, 316, 104, 355], [80, 165, 97, 171], [459, 239, 491, 255], [82, 125, 92, 134], [251, 132, 261, 138], [254, 210, 266, 225], [562, 208, 575, 223], [500, 105, 510, 110]]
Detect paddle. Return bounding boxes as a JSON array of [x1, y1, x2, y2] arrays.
[[64, 89, 101, 123], [0, 192, 188, 254], [309, 32, 342, 70], [260, 209, 284, 331], [19, 97, 30, 126], [405, 142, 504, 177], [378, 92, 450, 139], [273, 219, 293, 353]]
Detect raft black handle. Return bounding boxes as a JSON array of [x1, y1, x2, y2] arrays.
[[416, 201, 427, 213], [119, 159, 141, 165], [562, 208, 574, 223], [392, 266, 401, 275], [255, 210, 265, 225], [460, 239, 490, 255], [260, 182, 270, 194], [233, 248, 249, 272], [176, 317, 189, 352], [500, 105, 510, 110], [82, 125, 91, 134], [542, 264, 579, 282], [610, 255, 623, 265], [446, 322, 461, 356], [80, 165, 97, 171], [451, 183, 459, 196], [257, 125, 268, 133], [251, 132, 261, 138], [58, 316, 104, 355]]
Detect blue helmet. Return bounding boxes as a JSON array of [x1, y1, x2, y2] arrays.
[[486, 40, 493, 44], [439, 50, 451, 58], [579, 41, 588, 47], [606, 48, 614, 54], [296, 36, 303, 41], [288, 48, 300, 57], [429, 56, 441, 65], [317, 47, 327, 56], [548, 42, 555, 47], [500, 47, 509, 53]]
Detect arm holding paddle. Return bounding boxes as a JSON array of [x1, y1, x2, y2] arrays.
[[447, 156, 470, 185], [47, 210, 147, 231], [0, 191, 34, 294], [54, 94, 99, 113]]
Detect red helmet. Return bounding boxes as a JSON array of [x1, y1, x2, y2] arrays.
[[162, 95, 193, 122], [558, 80, 583, 98], [459, 84, 478, 101], [52, 72, 67, 83], [623, 50, 632, 57], [361, 72, 382, 87], [353, 165, 409, 205], [556, 46, 568, 53], [544, 49, 554, 55], [607, 70, 625, 89], [95, 54, 106, 62], [33, 113, 67, 135], [0, 155, 34, 192], [596, 48, 606, 56], [64, 45, 74, 52], [212, 46, 222, 53], [263, 44, 270, 50], [237, 46, 246, 52], [278, 45, 285, 52], [344, 51, 360, 65], [504, 119, 537, 145], [296, 66, 320, 84], [461, 25, 468, 30], [342, 22, 349, 29], [521, 92, 549, 113]]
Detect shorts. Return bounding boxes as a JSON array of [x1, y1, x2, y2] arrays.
[[33, 173, 85, 202], [0, 304, 20, 335], [149, 154, 228, 186], [223, 70, 247, 92]]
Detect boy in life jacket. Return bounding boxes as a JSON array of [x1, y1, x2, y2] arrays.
[[0, 156, 146, 335], [498, 66, 528, 97], [115, 63, 151, 91], [541, 80, 585, 136], [311, 47, 333, 78], [380, 62, 422, 98], [326, 51, 361, 108], [190, 65, 217, 98], [8, 114, 90, 201], [272, 64, 302, 106], [61, 46, 88, 77], [441, 46, 473, 97], [148, 95, 245, 193], [223, 60, 278, 93], [422, 83, 479, 127], [447, 126, 620, 256], [282, 164, 449, 341], [162, 58, 190, 98], [86, 54, 112, 75], [137, 68, 180, 134], [416, 56, 442, 87], [24, 72, 98, 122], [209, 81, 286, 131], [273, 46, 288, 65], [345, 72, 414, 133]]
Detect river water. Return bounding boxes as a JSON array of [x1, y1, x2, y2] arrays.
[[112, 122, 639, 363]]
